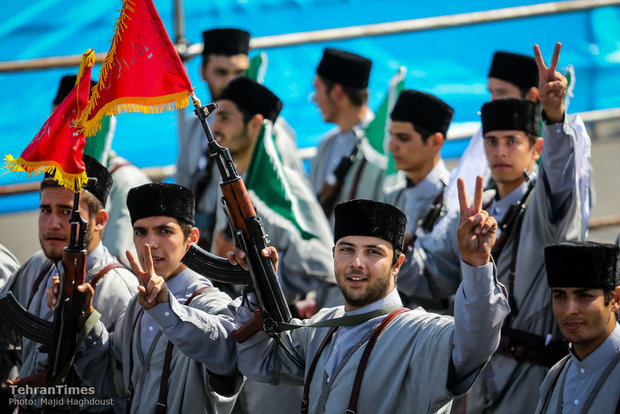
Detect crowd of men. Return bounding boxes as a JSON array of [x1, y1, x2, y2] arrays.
[[0, 25, 618, 414]]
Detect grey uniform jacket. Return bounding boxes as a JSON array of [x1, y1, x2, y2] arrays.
[[308, 113, 387, 225], [0, 244, 19, 291], [232, 262, 510, 414], [0, 244, 138, 408], [74, 268, 242, 414], [403, 114, 591, 413], [535, 323, 620, 414]]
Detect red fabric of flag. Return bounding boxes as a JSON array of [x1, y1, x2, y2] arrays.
[[4, 50, 95, 192], [78, 0, 194, 137]]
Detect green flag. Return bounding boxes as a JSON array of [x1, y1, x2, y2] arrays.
[[245, 121, 317, 241], [364, 66, 406, 175], [245, 51, 268, 84]]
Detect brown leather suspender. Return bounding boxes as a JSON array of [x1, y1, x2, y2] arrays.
[[155, 286, 212, 414], [300, 308, 409, 414]]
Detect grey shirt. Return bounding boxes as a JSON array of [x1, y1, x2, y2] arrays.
[[231, 261, 509, 413], [536, 323, 620, 414], [74, 267, 241, 414], [402, 114, 591, 413]]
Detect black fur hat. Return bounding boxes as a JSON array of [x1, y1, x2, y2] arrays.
[[390, 89, 454, 137], [202, 28, 250, 58], [53, 75, 97, 106], [127, 183, 195, 226], [545, 241, 619, 289], [488, 51, 538, 92], [481, 98, 540, 137], [316, 48, 372, 89], [220, 77, 283, 123], [334, 199, 407, 251]]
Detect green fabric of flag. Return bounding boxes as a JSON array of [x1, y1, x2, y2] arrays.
[[83, 115, 113, 166], [245, 121, 317, 241], [364, 67, 406, 175], [245, 51, 268, 84]]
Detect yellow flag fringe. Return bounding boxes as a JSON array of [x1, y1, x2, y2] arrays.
[[77, 0, 190, 137], [4, 155, 88, 192]]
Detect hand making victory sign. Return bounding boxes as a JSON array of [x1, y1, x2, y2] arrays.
[[456, 175, 498, 267], [534, 42, 567, 123], [126, 244, 169, 310]]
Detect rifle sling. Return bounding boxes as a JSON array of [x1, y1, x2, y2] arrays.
[[156, 286, 212, 414], [90, 262, 126, 288], [276, 304, 402, 332]]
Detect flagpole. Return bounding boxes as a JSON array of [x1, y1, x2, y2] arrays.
[[173, 0, 189, 158]]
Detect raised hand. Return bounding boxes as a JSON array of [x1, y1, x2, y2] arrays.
[[127, 244, 169, 310], [456, 175, 497, 267], [534, 42, 566, 123]]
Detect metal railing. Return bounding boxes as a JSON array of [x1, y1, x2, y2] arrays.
[[1, 0, 619, 72]]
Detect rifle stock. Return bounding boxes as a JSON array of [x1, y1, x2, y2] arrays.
[[188, 98, 292, 342]]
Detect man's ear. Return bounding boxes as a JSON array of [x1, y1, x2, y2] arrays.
[[199, 61, 207, 81], [525, 87, 539, 103], [94, 209, 108, 232], [428, 132, 445, 152], [188, 227, 199, 245], [391, 252, 406, 277], [611, 286, 620, 314], [248, 113, 264, 136], [533, 136, 544, 158]]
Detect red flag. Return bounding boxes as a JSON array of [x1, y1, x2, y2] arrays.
[[78, 0, 194, 137], [4, 50, 95, 192]]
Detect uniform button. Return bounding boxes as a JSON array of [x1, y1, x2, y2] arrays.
[[574, 399, 579, 405], [148, 326, 154, 332], [164, 311, 170, 317], [579, 368, 585, 374]]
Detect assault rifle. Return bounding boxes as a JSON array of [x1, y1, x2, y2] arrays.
[[0, 189, 88, 387], [181, 98, 291, 343]]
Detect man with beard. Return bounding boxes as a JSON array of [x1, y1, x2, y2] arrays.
[[210, 76, 337, 414], [0, 156, 138, 413], [536, 241, 620, 414], [229, 178, 510, 413]]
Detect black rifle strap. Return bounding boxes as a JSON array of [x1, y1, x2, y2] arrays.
[[317, 137, 361, 216], [26, 261, 54, 310], [156, 286, 212, 414], [537, 354, 570, 414], [347, 157, 367, 201], [505, 211, 525, 325]]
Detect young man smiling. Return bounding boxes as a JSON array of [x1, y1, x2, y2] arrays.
[[49, 183, 242, 414], [402, 43, 592, 413], [536, 241, 620, 413], [229, 177, 510, 413]]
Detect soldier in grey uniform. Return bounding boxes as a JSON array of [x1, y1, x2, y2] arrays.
[[308, 48, 387, 223], [0, 244, 19, 412], [48, 182, 242, 414], [402, 44, 591, 413], [177, 28, 302, 250], [0, 156, 138, 413], [536, 241, 620, 414], [229, 188, 510, 413], [210, 77, 339, 413], [382, 90, 453, 307]]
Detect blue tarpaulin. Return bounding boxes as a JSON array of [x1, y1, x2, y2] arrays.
[[1, 0, 619, 213]]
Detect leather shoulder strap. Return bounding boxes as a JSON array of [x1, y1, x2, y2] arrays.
[[301, 326, 338, 414], [346, 308, 409, 413], [26, 261, 54, 309], [90, 262, 127, 289], [156, 286, 212, 414]]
